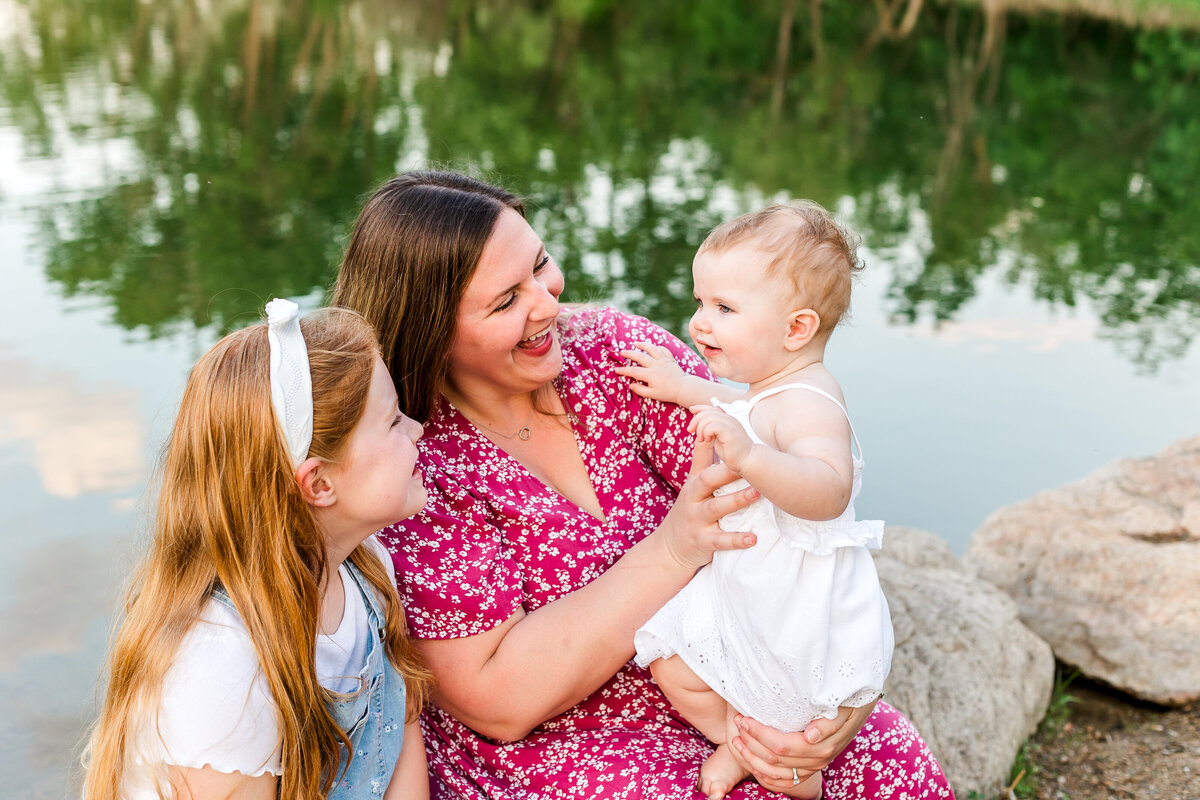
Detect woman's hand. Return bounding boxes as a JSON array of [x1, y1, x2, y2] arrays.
[[658, 436, 759, 572], [730, 702, 877, 796], [413, 433, 759, 742]]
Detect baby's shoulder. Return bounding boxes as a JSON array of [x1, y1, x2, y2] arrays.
[[757, 368, 846, 413], [751, 372, 851, 440]]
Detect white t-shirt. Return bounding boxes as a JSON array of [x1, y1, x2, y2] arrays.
[[123, 537, 396, 798]]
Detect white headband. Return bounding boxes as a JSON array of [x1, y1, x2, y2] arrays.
[[266, 298, 313, 467]]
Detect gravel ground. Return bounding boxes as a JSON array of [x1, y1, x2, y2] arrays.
[[997, 679, 1200, 800]]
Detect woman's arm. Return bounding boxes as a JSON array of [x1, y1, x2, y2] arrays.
[[170, 766, 277, 800], [731, 703, 878, 796], [416, 444, 758, 742], [383, 719, 429, 800]]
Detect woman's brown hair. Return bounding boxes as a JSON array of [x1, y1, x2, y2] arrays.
[[83, 308, 431, 800], [329, 170, 526, 422]]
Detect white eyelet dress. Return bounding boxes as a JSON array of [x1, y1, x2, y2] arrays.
[[634, 383, 894, 732]]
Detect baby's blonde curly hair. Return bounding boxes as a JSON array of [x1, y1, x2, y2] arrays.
[[699, 201, 864, 336]]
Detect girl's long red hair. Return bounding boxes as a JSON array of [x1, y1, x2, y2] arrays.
[[83, 308, 431, 800]]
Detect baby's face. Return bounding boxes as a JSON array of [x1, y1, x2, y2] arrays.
[[689, 243, 807, 384]]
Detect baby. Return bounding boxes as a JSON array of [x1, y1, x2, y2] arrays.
[[622, 203, 894, 800]]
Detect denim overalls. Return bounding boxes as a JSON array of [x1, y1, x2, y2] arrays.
[[212, 560, 407, 798]]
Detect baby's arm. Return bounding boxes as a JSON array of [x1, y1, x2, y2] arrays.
[[384, 718, 429, 800], [690, 391, 854, 521], [617, 342, 740, 407]]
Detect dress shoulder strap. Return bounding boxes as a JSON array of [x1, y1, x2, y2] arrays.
[[744, 382, 864, 459]]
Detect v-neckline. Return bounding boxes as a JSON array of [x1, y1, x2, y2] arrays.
[[444, 378, 609, 526]]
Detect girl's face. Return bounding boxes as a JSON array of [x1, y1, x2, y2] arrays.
[[446, 208, 565, 401], [688, 242, 801, 385], [325, 356, 426, 533]]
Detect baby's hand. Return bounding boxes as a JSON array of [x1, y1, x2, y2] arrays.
[[688, 405, 755, 474], [617, 342, 688, 404]]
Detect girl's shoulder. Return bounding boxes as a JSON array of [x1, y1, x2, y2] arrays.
[[148, 598, 283, 778]]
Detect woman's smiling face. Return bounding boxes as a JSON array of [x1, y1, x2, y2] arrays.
[[446, 208, 565, 401]]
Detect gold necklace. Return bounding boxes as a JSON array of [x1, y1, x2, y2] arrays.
[[456, 406, 534, 441]]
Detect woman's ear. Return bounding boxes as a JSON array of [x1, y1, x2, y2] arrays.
[[785, 308, 822, 351], [296, 456, 337, 508]]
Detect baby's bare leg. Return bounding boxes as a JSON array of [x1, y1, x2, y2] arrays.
[[648, 655, 728, 742], [649, 658, 749, 800], [698, 705, 752, 800]]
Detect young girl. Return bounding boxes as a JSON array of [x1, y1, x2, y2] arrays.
[[621, 204, 894, 800], [83, 300, 432, 800]]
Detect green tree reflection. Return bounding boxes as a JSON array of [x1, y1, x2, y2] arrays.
[[5, 0, 1198, 368]]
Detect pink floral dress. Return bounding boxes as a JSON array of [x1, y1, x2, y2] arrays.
[[380, 307, 954, 800]]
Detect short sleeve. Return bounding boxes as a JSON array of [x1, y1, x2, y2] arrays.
[[382, 465, 523, 641], [152, 601, 283, 776], [564, 307, 716, 491]]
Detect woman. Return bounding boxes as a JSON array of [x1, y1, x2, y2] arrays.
[[331, 170, 954, 800]]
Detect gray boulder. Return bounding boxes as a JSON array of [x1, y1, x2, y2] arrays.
[[963, 435, 1200, 706], [878, 526, 1054, 798]]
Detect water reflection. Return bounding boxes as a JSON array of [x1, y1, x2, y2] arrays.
[[3, 0, 1197, 368], [0, 534, 124, 670], [0, 352, 144, 499]]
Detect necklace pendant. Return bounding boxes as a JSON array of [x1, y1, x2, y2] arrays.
[[517, 426, 532, 441]]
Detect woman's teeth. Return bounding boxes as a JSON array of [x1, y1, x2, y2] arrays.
[[516, 329, 550, 349]]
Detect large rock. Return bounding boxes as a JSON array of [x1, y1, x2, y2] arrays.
[[878, 527, 1054, 798], [963, 436, 1200, 706]]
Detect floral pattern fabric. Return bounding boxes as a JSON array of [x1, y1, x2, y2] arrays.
[[381, 307, 954, 800]]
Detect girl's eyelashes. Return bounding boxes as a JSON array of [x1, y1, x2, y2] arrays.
[[534, 253, 550, 273], [495, 293, 517, 312]]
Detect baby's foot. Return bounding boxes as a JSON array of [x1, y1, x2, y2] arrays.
[[698, 744, 750, 800], [793, 771, 823, 800]]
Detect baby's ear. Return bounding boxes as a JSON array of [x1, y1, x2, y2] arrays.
[[296, 457, 336, 508], [785, 308, 821, 351]]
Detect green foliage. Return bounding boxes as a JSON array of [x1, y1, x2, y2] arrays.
[[1004, 667, 1081, 799], [4, 0, 1199, 365]]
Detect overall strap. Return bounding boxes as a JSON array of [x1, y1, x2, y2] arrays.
[[745, 382, 864, 459], [209, 584, 238, 612], [342, 558, 386, 631]]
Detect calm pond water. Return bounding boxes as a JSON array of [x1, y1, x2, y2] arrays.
[[2, 1, 1199, 795]]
